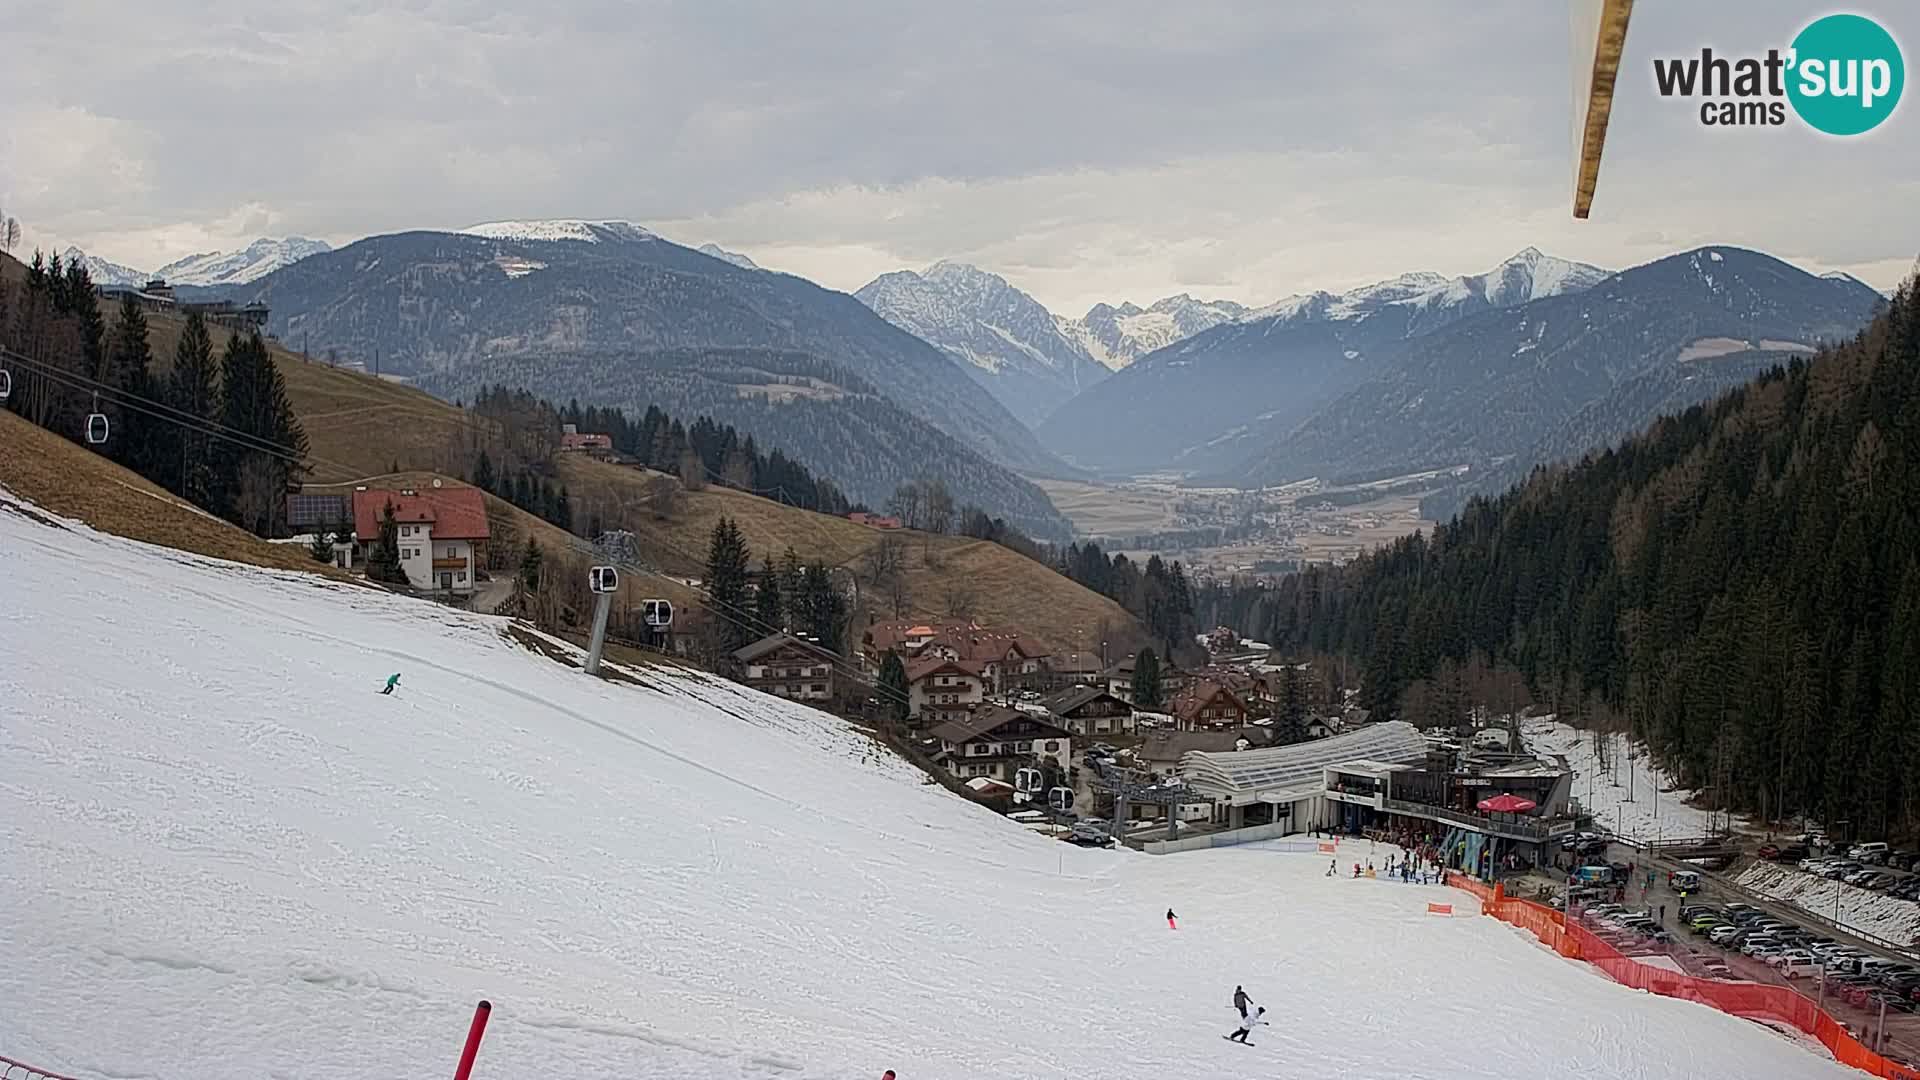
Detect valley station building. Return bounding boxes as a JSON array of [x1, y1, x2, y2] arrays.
[[1176, 720, 1578, 873]]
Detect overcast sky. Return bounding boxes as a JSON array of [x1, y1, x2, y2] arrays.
[[3, 1, 1914, 313]]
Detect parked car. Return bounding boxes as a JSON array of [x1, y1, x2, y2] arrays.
[[1702, 958, 1735, 978], [1850, 842, 1891, 862], [1774, 955, 1822, 978], [1067, 821, 1114, 848]]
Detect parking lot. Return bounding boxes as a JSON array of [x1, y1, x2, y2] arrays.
[[1559, 840, 1920, 1070]]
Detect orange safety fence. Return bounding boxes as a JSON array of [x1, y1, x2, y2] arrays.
[[1446, 877, 1920, 1080]]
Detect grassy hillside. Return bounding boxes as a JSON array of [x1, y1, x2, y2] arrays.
[[218, 319, 1138, 652], [0, 254, 1140, 653], [140, 315, 472, 483], [556, 455, 1141, 654], [0, 408, 356, 579]]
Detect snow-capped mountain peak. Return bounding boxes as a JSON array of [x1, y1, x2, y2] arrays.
[[459, 219, 656, 244], [1478, 246, 1609, 307], [1065, 294, 1245, 369], [855, 262, 1109, 427], [1241, 249, 1609, 330], [155, 237, 333, 286], [60, 246, 149, 287], [696, 242, 759, 270]]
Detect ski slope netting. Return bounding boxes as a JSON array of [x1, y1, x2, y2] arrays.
[[0, 490, 1863, 1079]]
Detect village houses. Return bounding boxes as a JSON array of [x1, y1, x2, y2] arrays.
[[906, 657, 987, 726], [733, 633, 841, 704], [1043, 686, 1134, 738], [350, 486, 489, 595], [1171, 678, 1252, 732], [930, 705, 1072, 782], [864, 618, 1051, 697]]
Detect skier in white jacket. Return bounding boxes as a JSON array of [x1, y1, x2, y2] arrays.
[[1226, 1006, 1267, 1043]]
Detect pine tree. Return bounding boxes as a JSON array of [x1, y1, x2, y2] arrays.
[[519, 541, 545, 592], [365, 505, 409, 585], [1277, 664, 1308, 745], [473, 449, 496, 494], [1132, 648, 1163, 710], [705, 516, 752, 652], [309, 529, 336, 564], [799, 562, 847, 652], [214, 332, 308, 535], [779, 545, 803, 628], [878, 649, 910, 726], [104, 294, 157, 475], [167, 312, 219, 506], [755, 553, 783, 633]]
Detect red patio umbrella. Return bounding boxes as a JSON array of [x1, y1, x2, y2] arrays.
[[1477, 793, 1537, 813]]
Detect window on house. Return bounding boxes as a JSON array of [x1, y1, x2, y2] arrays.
[[969, 744, 989, 756], [1044, 741, 1059, 752], [456, 572, 466, 583], [1015, 741, 1032, 753], [810, 684, 826, 694]]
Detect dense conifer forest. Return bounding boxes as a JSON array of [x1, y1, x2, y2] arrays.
[[1230, 280, 1919, 831]]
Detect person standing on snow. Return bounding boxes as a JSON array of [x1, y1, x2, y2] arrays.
[[1166, 908, 1178, 930], [380, 672, 401, 695], [1226, 1006, 1267, 1043], [1233, 985, 1252, 1019]]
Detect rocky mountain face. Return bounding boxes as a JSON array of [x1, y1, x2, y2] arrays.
[[1229, 247, 1887, 497], [1041, 249, 1611, 477], [855, 262, 1108, 428], [239, 223, 1076, 535], [1059, 294, 1246, 370], [58, 237, 332, 289], [696, 243, 759, 270], [156, 237, 332, 286], [61, 246, 147, 287]]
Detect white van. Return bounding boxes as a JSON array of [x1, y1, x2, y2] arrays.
[[1672, 870, 1702, 891], [1849, 841, 1890, 862]]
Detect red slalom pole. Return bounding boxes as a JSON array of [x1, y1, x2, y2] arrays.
[[453, 999, 492, 1080]]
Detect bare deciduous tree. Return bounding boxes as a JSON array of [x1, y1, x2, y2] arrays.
[[679, 448, 707, 491], [888, 481, 924, 530], [923, 477, 954, 534], [943, 581, 977, 619], [864, 535, 909, 617], [646, 474, 684, 520]]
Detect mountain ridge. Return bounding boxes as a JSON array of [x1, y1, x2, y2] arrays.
[[1231, 245, 1886, 492], [1040, 248, 1610, 476], [855, 261, 1108, 428], [235, 227, 1077, 533]]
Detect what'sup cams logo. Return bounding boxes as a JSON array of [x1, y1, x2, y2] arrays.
[[1653, 13, 1904, 134]]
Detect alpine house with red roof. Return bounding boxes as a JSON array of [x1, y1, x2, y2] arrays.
[[351, 485, 491, 595]]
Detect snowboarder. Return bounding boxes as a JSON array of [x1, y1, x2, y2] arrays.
[[1225, 1006, 1267, 1043], [1233, 985, 1252, 1019], [1326, 858, 1337, 877], [882, 1072, 896, 1080], [1166, 908, 1178, 930], [380, 672, 401, 695]]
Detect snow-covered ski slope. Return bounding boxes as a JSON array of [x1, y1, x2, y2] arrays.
[[0, 492, 1860, 1080]]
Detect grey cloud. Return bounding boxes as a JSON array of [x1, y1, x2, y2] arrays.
[[2, 1, 1913, 307]]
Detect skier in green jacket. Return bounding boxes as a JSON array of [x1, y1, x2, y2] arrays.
[[380, 673, 401, 695]]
